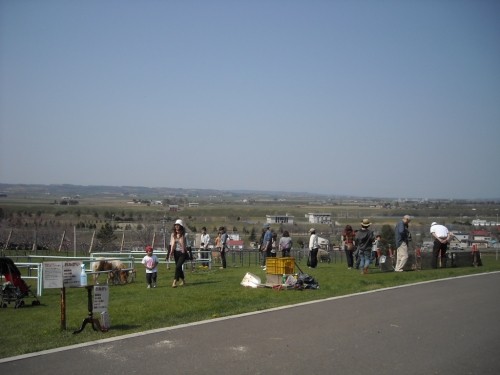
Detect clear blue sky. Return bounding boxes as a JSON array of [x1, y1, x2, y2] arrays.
[[1, 0, 499, 200]]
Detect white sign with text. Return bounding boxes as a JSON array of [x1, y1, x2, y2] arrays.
[[92, 285, 109, 312], [43, 261, 83, 289]]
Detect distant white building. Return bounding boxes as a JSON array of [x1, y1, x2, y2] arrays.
[[472, 219, 498, 226], [306, 213, 332, 224], [227, 239, 244, 250], [266, 214, 294, 224]]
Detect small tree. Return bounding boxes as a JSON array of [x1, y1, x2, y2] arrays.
[[132, 224, 155, 247], [380, 224, 395, 251], [96, 223, 117, 250]]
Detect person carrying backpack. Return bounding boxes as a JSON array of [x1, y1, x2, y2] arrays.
[[355, 219, 375, 274], [342, 225, 356, 269]]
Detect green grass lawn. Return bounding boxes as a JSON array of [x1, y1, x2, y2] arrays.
[[1, 255, 499, 359]]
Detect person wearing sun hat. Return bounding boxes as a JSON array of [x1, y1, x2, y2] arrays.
[[142, 245, 159, 288], [169, 219, 188, 287], [394, 215, 411, 272], [355, 219, 375, 274], [308, 228, 319, 268]]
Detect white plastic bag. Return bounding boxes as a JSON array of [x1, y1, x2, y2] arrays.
[[100, 311, 111, 331], [240, 272, 261, 288], [285, 275, 296, 287]]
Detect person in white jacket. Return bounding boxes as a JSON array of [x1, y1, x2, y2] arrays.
[[200, 226, 210, 267], [308, 228, 319, 268]]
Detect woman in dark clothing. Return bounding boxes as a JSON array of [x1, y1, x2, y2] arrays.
[[169, 219, 188, 287], [342, 225, 355, 269]]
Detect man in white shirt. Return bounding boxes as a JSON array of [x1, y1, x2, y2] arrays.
[[308, 228, 319, 268], [200, 227, 210, 267], [430, 222, 452, 269]]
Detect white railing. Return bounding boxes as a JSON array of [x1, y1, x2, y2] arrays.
[[90, 250, 213, 270], [11, 262, 43, 297]]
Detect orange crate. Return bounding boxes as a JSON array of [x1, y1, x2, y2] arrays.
[[266, 257, 295, 275]]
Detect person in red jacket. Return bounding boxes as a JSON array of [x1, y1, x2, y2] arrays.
[[342, 225, 355, 269]]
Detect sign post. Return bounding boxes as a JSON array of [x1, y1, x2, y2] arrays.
[[72, 285, 108, 334], [61, 287, 66, 330], [43, 261, 93, 331]]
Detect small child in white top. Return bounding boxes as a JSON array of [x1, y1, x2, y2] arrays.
[[142, 246, 159, 288]]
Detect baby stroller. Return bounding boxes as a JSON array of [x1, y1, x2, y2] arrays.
[[318, 249, 331, 263], [0, 257, 41, 308]]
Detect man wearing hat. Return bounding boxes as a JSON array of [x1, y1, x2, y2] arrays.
[[430, 222, 452, 268], [355, 219, 375, 274], [308, 228, 319, 268], [394, 215, 411, 272]]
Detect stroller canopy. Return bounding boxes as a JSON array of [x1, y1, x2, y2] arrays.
[[0, 257, 22, 278]]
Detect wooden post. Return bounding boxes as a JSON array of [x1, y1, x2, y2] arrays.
[[73, 226, 77, 257], [88, 230, 95, 254], [4, 229, 12, 249], [60, 287, 67, 330], [120, 231, 125, 252], [32, 229, 37, 252], [58, 230, 66, 252]]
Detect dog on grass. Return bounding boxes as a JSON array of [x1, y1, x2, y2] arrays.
[[211, 251, 221, 265]]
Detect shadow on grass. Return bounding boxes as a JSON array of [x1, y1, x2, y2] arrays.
[[183, 280, 222, 286], [1, 302, 47, 309], [110, 324, 142, 330]]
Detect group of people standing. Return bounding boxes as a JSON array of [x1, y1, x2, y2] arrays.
[[259, 224, 325, 270], [259, 224, 294, 270], [138, 220, 211, 289], [142, 215, 458, 288], [395, 216, 454, 271], [341, 219, 376, 274], [342, 215, 455, 274], [140, 221, 240, 289]]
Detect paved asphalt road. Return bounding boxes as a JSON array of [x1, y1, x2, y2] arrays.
[[1, 272, 499, 375]]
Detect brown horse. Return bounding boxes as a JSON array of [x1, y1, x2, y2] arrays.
[[91, 258, 130, 284]]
